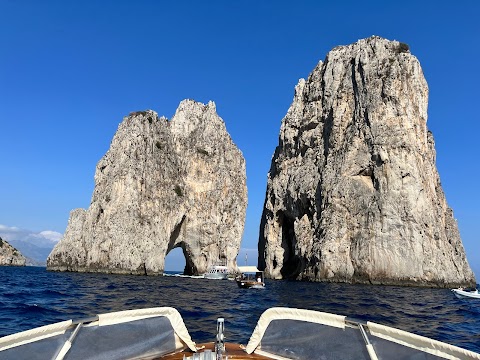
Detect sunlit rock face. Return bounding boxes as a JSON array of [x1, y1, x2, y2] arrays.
[[47, 100, 247, 275], [259, 36, 475, 287], [0, 237, 26, 266]]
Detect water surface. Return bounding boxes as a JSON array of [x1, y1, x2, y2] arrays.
[[0, 267, 478, 353]]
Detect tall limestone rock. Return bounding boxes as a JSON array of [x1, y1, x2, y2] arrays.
[[0, 237, 26, 266], [47, 100, 247, 275], [259, 36, 475, 287]]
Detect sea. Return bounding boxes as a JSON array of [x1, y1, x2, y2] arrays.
[[0, 266, 479, 353]]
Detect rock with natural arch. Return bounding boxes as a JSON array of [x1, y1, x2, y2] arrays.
[[47, 100, 247, 275]]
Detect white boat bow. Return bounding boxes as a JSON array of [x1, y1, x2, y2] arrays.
[[452, 288, 480, 299]]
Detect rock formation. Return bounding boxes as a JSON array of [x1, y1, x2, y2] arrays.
[[47, 100, 247, 275], [259, 36, 475, 287], [0, 237, 26, 266]]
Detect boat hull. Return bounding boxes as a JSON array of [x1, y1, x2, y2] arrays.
[[236, 280, 265, 289], [204, 273, 228, 280], [452, 288, 480, 299]]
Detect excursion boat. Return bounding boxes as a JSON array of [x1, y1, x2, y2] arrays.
[[236, 266, 265, 289], [1, 306, 479, 359], [203, 263, 229, 280], [452, 287, 480, 299]]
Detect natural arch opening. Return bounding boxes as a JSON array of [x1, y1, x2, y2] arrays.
[[164, 215, 196, 275], [164, 247, 186, 273]]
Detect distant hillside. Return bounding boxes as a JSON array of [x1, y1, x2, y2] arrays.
[[9, 240, 53, 266]]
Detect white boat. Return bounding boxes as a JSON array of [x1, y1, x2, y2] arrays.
[[1, 307, 480, 359], [452, 287, 480, 299], [203, 264, 229, 280]]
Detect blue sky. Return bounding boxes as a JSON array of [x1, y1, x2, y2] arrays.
[[1, 1, 479, 277]]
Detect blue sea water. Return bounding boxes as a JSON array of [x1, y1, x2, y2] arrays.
[[0, 266, 479, 353]]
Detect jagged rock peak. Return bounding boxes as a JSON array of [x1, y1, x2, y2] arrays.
[[0, 237, 26, 266], [170, 100, 224, 138], [176, 99, 217, 113], [47, 100, 247, 276], [330, 35, 410, 53], [259, 36, 475, 287]]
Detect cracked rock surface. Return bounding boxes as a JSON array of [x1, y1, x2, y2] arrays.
[[0, 237, 26, 266], [259, 36, 475, 287], [47, 100, 247, 275]]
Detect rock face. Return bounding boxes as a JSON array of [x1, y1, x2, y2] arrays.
[[0, 237, 26, 266], [47, 100, 247, 275], [259, 36, 475, 287]]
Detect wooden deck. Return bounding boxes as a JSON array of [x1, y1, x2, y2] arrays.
[[158, 342, 273, 359]]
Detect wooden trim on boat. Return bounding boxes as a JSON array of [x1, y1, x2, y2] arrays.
[[157, 342, 273, 359]]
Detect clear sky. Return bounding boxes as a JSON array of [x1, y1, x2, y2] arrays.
[[1, 1, 479, 278]]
